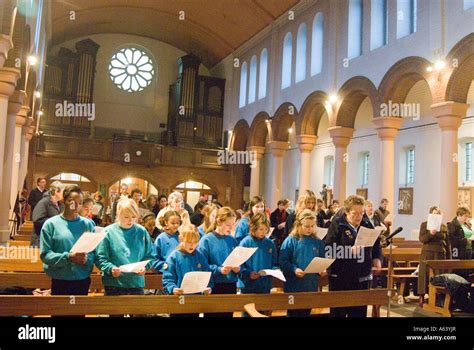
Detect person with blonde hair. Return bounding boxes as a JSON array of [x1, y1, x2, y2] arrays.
[[238, 213, 278, 295], [96, 198, 154, 296], [198, 203, 218, 238], [279, 209, 326, 317], [162, 225, 213, 298], [198, 207, 238, 317], [325, 195, 382, 318], [284, 190, 317, 237]]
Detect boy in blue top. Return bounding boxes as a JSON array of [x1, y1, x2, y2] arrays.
[[198, 206, 239, 317], [151, 210, 181, 272], [279, 209, 326, 317], [96, 198, 154, 295], [234, 196, 265, 244], [40, 184, 96, 295], [238, 213, 278, 294]]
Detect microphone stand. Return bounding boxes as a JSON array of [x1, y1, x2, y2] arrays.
[[386, 235, 394, 318]]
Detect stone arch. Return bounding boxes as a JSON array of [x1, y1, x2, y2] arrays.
[[272, 102, 298, 142], [248, 111, 271, 148], [335, 76, 379, 127], [297, 90, 330, 135], [445, 33, 474, 103], [229, 119, 250, 151], [378, 56, 434, 107]]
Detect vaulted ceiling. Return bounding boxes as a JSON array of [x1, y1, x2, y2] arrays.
[[51, 0, 300, 67]]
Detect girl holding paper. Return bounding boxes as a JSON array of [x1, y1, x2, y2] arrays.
[[198, 207, 239, 317], [40, 184, 96, 295], [234, 196, 265, 244], [96, 198, 154, 296], [238, 213, 278, 294], [152, 211, 181, 272], [279, 209, 326, 317], [163, 225, 213, 316], [418, 206, 450, 305]]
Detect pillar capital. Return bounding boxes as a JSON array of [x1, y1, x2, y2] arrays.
[[16, 104, 30, 127], [246, 146, 265, 160], [268, 140, 288, 157], [8, 90, 25, 117], [328, 126, 354, 147], [22, 116, 34, 135], [373, 116, 403, 140], [296, 134, 318, 153], [0, 67, 20, 98], [431, 101, 469, 131], [0, 34, 13, 68], [25, 124, 36, 141]]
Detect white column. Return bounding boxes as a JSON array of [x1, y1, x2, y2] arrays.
[[431, 102, 469, 219], [373, 117, 403, 214], [0, 68, 20, 243], [297, 135, 317, 193], [328, 126, 354, 203], [247, 146, 265, 198], [268, 141, 288, 209], [10, 103, 28, 212], [18, 116, 34, 193]]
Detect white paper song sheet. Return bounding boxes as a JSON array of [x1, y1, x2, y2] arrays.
[[259, 269, 286, 282], [70, 231, 107, 253], [316, 227, 328, 240], [303, 257, 335, 274], [222, 247, 257, 267], [180, 271, 212, 294], [353, 226, 383, 247], [118, 259, 151, 273], [266, 227, 275, 238], [427, 214, 443, 231]]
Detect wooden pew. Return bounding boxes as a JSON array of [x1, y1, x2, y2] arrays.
[[0, 288, 389, 316], [423, 260, 474, 317], [7, 240, 31, 247], [383, 247, 421, 303], [0, 271, 163, 290]]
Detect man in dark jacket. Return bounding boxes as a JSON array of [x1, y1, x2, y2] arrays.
[[27, 177, 47, 219], [325, 195, 382, 317], [270, 199, 289, 251], [31, 181, 65, 247]]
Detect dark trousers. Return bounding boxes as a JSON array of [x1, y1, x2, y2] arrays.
[[51, 277, 91, 295], [104, 286, 145, 296], [204, 283, 236, 317], [51, 277, 91, 317], [329, 276, 370, 318]]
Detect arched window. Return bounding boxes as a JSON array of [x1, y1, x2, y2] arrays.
[[239, 61, 247, 108], [348, 0, 363, 59], [248, 55, 257, 104], [258, 48, 268, 100], [311, 13, 324, 76], [295, 23, 307, 83], [281, 32, 293, 89], [371, 0, 387, 50]]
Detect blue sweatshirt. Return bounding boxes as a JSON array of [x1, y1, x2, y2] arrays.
[[198, 226, 205, 239], [96, 223, 154, 288], [152, 231, 180, 272], [198, 232, 238, 284], [234, 217, 250, 244], [162, 249, 214, 294], [40, 215, 96, 281], [279, 234, 326, 292], [238, 235, 278, 293]]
